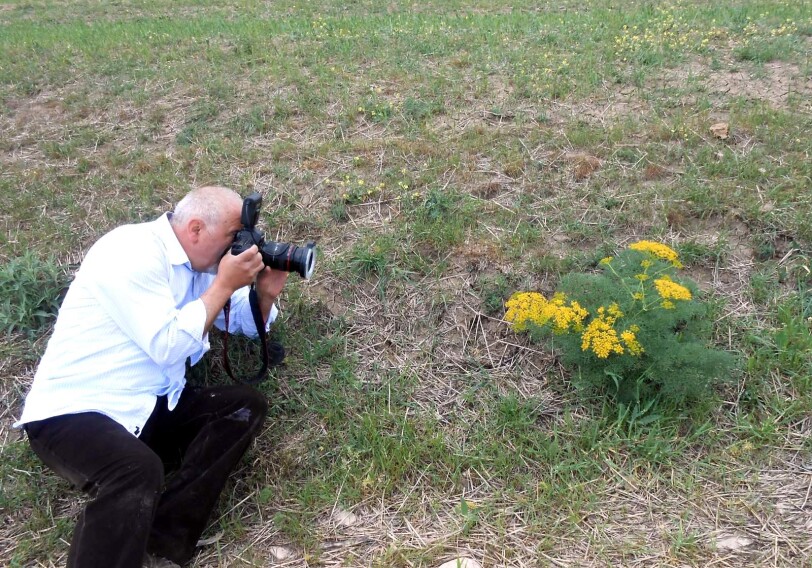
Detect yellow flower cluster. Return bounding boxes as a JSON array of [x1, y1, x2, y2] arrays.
[[620, 326, 644, 356], [581, 316, 623, 358], [506, 294, 646, 360], [330, 174, 384, 203], [505, 240, 702, 361], [504, 292, 587, 334], [504, 292, 546, 332], [629, 240, 683, 268], [601, 303, 624, 322], [579, 307, 644, 359], [613, 9, 719, 61], [653, 275, 692, 309]]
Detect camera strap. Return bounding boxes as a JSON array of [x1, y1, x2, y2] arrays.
[[221, 284, 269, 384]]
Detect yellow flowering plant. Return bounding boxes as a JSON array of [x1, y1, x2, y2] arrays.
[[505, 241, 735, 408]]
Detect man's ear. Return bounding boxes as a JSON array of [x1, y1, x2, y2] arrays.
[[187, 219, 205, 243]]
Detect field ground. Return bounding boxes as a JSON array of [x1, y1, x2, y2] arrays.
[[1, 1, 812, 566]]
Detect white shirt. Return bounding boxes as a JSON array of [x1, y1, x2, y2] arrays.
[[15, 213, 277, 436]]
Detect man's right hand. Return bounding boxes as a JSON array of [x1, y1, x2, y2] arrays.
[[214, 245, 265, 293], [198, 246, 264, 335]]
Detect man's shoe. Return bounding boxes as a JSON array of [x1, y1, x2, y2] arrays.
[[268, 340, 285, 367]]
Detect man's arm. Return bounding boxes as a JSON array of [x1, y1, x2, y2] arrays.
[[255, 267, 289, 325], [200, 246, 266, 335], [84, 237, 229, 367], [85, 231, 265, 368]]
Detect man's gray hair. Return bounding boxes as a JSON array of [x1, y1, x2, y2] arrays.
[[171, 186, 242, 227]]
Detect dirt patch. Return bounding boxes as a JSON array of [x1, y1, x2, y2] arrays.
[[565, 152, 602, 181], [655, 59, 812, 112], [675, 216, 758, 321], [707, 61, 811, 109], [553, 87, 651, 125], [308, 282, 348, 317]]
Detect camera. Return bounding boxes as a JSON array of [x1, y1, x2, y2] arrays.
[[231, 192, 316, 280]]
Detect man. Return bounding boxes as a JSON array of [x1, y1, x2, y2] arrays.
[[14, 186, 288, 567]]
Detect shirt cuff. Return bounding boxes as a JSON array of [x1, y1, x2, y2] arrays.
[[266, 303, 279, 329], [238, 297, 278, 337]]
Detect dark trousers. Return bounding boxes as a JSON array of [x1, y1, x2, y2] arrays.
[[25, 385, 268, 568]]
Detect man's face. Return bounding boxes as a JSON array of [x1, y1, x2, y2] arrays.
[[194, 205, 243, 273]]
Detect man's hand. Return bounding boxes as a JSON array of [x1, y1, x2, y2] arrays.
[[215, 245, 265, 292], [256, 267, 289, 323], [256, 267, 288, 300], [199, 246, 264, 335]]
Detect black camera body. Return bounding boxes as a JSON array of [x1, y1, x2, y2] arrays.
[[231, 192, 316, 280]]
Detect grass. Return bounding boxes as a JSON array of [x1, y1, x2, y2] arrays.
[[2, 0, 812, 566]]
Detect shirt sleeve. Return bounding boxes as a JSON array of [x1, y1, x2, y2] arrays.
[[82, 237, 208, 368]]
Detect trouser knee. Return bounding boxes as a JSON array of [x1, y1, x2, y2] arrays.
[[224, 385, 268, 431], [108, 450, 164, 497]]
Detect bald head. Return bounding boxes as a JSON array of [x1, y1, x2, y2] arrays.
[[170, 186, 245, 272], [171, 186, 243, 228]]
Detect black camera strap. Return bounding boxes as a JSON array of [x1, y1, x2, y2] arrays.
[[221, 284, 269, 384]]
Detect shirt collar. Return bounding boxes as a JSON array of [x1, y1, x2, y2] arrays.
[[156, 213, 192, 268]]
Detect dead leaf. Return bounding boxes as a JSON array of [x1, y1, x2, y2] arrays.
[[195, 530, 224, 547], [333, 508, 358, 527], [710, 122, 730, 139], [269, 546, 294, 560], [775, 500, 798, 514], [436, 558, 482, 568], [566, 153, 601, 180], [717, 535, 753, 551]]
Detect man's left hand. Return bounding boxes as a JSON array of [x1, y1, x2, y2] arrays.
[[256, 267, 289, 321]]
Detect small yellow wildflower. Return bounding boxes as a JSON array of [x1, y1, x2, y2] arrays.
[[620, 328, 644, 356], [635, 273, 649, 281], [551, 300, 588, 333], [505, 292, 588, 334], [581, 316, 624, 358], [600, 256, 613, 265], [640, 259, 653, 268], [633, 292, 644, 301], [504, 292, 549, 332], [653, 276, 692, 301], [596, 304, 623, 326], [629, 240, 683, 268]]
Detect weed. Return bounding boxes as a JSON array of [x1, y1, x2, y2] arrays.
[[406, 187, 478, 252], [0, 252, 68, 337], [474, 272, 517, 316], [505, 242, 737, 409], [402, 97, 444, 122]]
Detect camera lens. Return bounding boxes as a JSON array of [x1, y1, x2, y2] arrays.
[[293, 243, 316, 280], [260, 241, 316, 279]]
